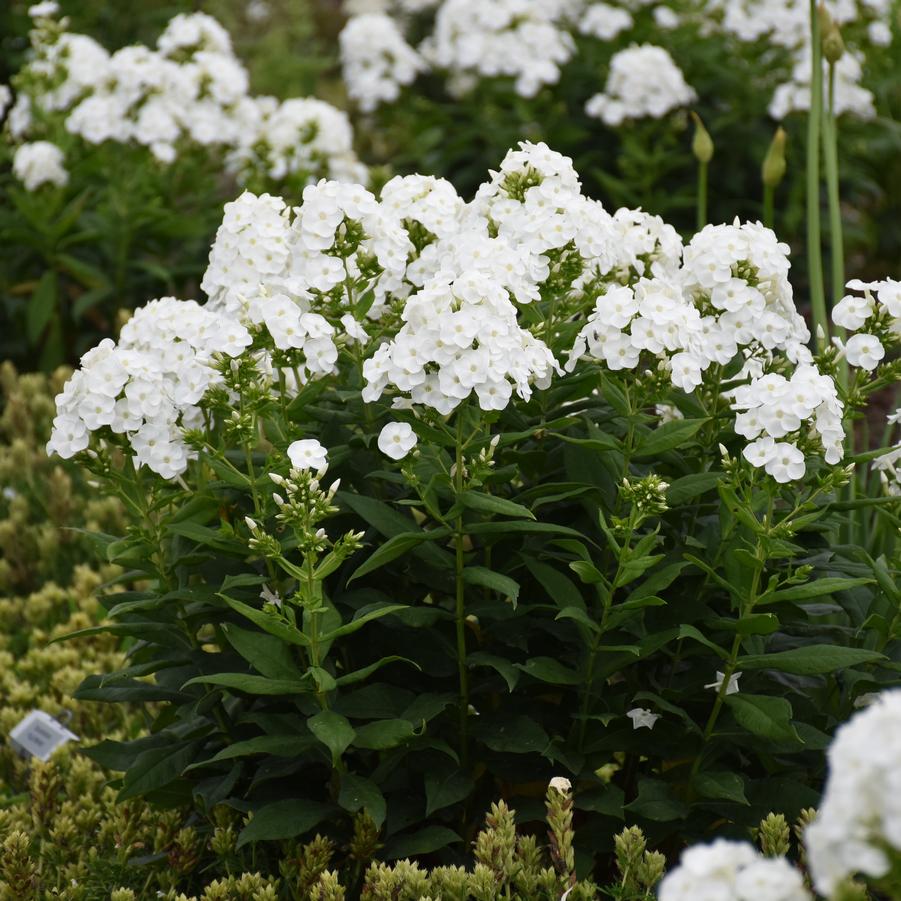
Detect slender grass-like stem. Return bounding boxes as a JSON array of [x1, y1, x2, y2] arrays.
[[822, 65, 845, 323], [453, 414, 470, 766], [807, 0, 828, 348], [697, 162, 708, 231], [763, 183, 775, 230]]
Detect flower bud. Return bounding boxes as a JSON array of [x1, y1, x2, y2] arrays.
[[818, 2, 833, 33], [690, 111, 714, 164], [823, 22, 845, 64], [762, 127, 787, 188]]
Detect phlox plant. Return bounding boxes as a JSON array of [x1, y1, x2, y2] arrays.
[[0, 5, 363, 370], [47, 142, 901, 873]]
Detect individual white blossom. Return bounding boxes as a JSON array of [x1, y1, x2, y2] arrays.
[[287, 439, 328, 472], [626, 707, 661, 730], [843, 333, 885, 371], [378, 421, 418, 460], [705, 670, 741, 694]]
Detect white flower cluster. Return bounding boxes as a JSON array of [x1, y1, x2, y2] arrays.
[[50, 140, 849, 480], [579, 3, 635, 40], [7, 8, 365, 188], [659, 839, 811, 901], [11, 140, 68, 190], [833, 277, 900, 371], [585, 44, 696, 126], [769, 48, 876, 120], [340, 13, 425, 112], [733, 364, 844, 482], [47, 298, 251, 478], [340, 0, 576, 104], [805, 690, 901, 895], [874, 406, 901, 495]]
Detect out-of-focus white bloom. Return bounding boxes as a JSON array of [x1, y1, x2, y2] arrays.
[[653, 5, 681, 28], [12, 141, 68, 190], [769, 48, 876, 120], [867, 20, 892, 45], [28, 1, 59, 17], [421, 0, 575, 97], [806, 691, 901, 895], [378, 421, 418, 459], [287, 439, 328, 471], [660, 840, 811, 901], [0, 85, 11, 120], [585, 44, 695, 126], [705, 670, 741, 694], [578, 3, 634, 40], [549, 775, 572, 792], [626, 708, 660, 729], [340, 13, 424, 112]]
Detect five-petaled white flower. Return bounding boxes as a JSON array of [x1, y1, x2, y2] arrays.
[[627, 707, 661, 730], [378, 421, 418, 460], [287, 438, 328, 472]]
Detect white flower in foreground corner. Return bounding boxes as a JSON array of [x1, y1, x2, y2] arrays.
[[287, 438, 328, 471], [705, 671, 741, 694], [378, 421, 418, 460], [627, 707, 661, 730], [659, 839, 811, 901]]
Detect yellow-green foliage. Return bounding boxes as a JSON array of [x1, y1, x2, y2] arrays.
[[0, 362, 125, 596]]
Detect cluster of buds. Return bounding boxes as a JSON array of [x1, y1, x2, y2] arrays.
[[620, 474, 670, 522], [757, 813, 791, 857], [270, 467, 340, 554], [243, 515, 281, 558]]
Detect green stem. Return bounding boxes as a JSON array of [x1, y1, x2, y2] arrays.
[[763, 183, 775, 230], [822, 64, 845, 324], [453, 414, 470, 766], [807, 0, 828, 349], [697, 161, 708, 231]]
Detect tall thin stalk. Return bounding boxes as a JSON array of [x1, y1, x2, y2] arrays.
[[806, 0, 828, 348], [453, 414, 470, 766]]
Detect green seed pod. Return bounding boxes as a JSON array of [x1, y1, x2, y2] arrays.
[[762, 127, 788, 188], [690, 111, 714, 163]]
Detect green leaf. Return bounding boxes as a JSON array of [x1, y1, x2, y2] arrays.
[[383, 827, 461, 860], [220, 595, 310, 648], [186, 735, 315, 770], [468, 652, 520, 691], [457, 490, 535, 520], [74, 675, 186, 703], [26, 270, 57, 344], [183, 673, 310, 695], [666, 471, 723, 504], [348, 529, 452, 582], [677, 624, 729, 658], [352, 718, 415, 750], [725, 694, 801, 743], [425, 769, 473, 816], [738, 645, 886, 675], [338, 773, 386, 827], [221, 623, 302, 681], [694, 771, 749, 805], [336, 655, 421, 687], [462, 566, 520, 604], [318, 604, 408, 641], [308, 710, 355, 764], [633, 419, 705, 458], [762, 577, 875, 605], [522, 558, 585, 609], [626, 562, 687, 602], [472, 715, 549, 754], [625, 779, 688, 821], [467, 521, 584, 537], [515, 657, 582, 685], [236, 799, 332, 848], [118, 741, 199, 801]]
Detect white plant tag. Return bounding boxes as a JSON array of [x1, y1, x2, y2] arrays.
[[8, 710, 79, 762]]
